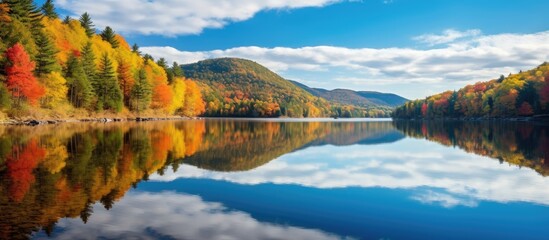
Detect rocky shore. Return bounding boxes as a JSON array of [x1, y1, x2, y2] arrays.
[[0, 116, 201, 126]]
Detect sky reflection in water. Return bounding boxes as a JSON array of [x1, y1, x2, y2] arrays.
[[1, 120, 546, 239]]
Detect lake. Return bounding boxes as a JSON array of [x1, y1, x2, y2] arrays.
[[1, 119, 548, 240]]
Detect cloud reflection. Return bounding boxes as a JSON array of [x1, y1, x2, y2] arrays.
[[49, 192, 343, 240], [151, 139, 549, 207]]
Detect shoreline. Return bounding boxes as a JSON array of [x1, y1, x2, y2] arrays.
[[0, 116, 202, 126]]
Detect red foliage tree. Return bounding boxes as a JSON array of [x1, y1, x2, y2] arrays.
[[5, 43, 45, 106], [421, 102, 428, 117], [6, 139, 47, 202]]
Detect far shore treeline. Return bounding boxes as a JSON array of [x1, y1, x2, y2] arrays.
[[0, 0, 397, 120], [393, 63, 549, 119]]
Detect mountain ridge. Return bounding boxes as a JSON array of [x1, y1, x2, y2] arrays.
[[288, 80, 408, 108]]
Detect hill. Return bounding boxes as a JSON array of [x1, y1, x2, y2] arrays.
[[289, 80, 408, 107], [393, 62, 549, 118], [182, 58, 332, 117], [183, 58, 402, 118]]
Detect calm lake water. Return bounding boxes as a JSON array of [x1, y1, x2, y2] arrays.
[[1, 119, 548, 239]]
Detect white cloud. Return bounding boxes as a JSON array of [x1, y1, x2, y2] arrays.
[[413, 29, 482, 46], [150, 139, 549, 208], [56, 0, 343, 36], [142, 31, 549, 99], [52, 192, 343, 240]]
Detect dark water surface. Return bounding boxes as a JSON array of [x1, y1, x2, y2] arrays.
[[1, 119, 548, 239]]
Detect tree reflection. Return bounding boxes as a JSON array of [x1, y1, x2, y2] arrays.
[[0, 120, 401, 239], [393, 120, 549, 175]]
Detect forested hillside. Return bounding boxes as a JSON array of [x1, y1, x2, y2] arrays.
[[393, 63, 549, 118], [290, 80, 407, 110], [183, 58, 396, 118], [182, 58, 333, 117], [0, 0, 205, 119]]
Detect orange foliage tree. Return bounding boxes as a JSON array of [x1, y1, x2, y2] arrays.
[[5, 43, 45, 106]]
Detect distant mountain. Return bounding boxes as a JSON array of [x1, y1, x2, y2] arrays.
[[289, 80, 408, 107]]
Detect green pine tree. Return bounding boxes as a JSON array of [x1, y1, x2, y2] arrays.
[[172, 62, 183, 77], [41, 0, 58, 19], [35, 31, 59, 76], [131, 43, 141, 55], [65, 55, 93, 108], [81, 42, 97, 82], [97, 53, 123, 111], [100, 26, 119, 48], [63, 16, 71, 24], [131, 68, 152, 113], [79, 12, 95, 38]]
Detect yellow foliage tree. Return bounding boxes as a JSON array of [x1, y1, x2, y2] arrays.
[[182, 80, 205, 116], [40, 72, 68, 108], [169, 77, 186, 114]]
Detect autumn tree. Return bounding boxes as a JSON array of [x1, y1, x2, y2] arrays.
[[100, 26, 119, 48], [182, 80, 205, 116], [4, 43, 45, 106], [117, 62, 134, 106], [40, 71, 67, 108], [79, 12, 95, 38], [41, 0, 58, 19], [96, 53, 123, 111]]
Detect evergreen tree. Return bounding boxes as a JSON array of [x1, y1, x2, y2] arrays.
[[172, 62, 183, 77], [100, 26, 119, 48], [41, 0, 58, 19], [81, 42, 96, 83], [2, 0, 44, 36], [79, 12, 95, 38], [96, 53, 123, 111], [131, 68, 151, 113], [143, 54, 154, 63], [3, 0, 42, 33], [63, 16, 71, 24], [34, 31, 59, 76], [156, 58, 168, 69], [65, 55, 93, 108], [131, 43, 141, 55]]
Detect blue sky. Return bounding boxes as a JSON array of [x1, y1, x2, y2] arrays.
[[41, 0, 549, 99]]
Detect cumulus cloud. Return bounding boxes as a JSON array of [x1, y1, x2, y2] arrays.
[[413, 29, 482, 46], [52, 192, 342, 240], [150, 140, 549, 207], [142, 31, 549, 98], [56, 0, 343, 36]]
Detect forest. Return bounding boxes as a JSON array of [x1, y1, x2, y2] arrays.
[[0, 0, 205, 119], [393, 63, 549, 119]]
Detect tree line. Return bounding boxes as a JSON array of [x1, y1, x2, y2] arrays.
[[393, 63, 549, 119], [0, 0, 205, 118]]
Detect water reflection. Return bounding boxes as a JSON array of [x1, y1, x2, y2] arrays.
[[36, 191, 343, 240], [393, 120, 549, 176], [0, 120, 399, 239], [1, 120, 549, 239]]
